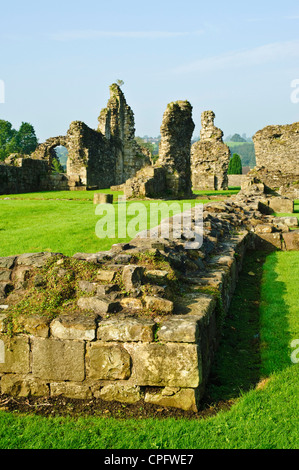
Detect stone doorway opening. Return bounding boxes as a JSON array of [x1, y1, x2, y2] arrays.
[[52, 146, 68, 173]]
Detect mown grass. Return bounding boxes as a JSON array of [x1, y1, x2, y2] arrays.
[[0, 191, 206, 257], [0, 250, 298, 449]]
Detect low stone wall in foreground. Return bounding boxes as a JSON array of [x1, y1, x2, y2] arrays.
[[0, 194, 298, 411]]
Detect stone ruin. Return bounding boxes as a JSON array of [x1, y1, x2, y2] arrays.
[[252, 121, 299, 198], [0, 84, 151, 195], [124, 100, 195, 199], [0, 188, 298, 411], [191, 111, 231, 191]]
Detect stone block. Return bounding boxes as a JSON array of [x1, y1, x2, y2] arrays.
[[0, 283, 11, 298], [31, 337, 85, 381], [0, 374, 49, 397], [97, 384, 142, 403], [87, 342, 131, 380], [77, 296, 121, 314], [144, 295, 174, 314], [255, 224, 273, 233], [122, 265, 144, 291], [17, 252, 57, 268], [120, 297, 143, 310], [283, 231, 299, 251], [254, 233, 282, 251], [0, 336, 30, 374], [145, 270, 169, 282], [97, 318, 155, 342], [17, 314, 50, 338], [268, 197, 294, 214], [124, 342, 201, 388], [50, 382, 92, 399], [50, 313, 97, 341], [145, 387, 199, 412], [93, 193, 113, 204], [0, 270, 11, 282], [0, 257, 16, 269], [157, 318, 199, 343], [96, 270, 118, 282], [273, 216, 298, 227]]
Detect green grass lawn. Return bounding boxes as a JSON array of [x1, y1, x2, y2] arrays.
[[0, 250, 298, 449], [0, 191, 206, 257]]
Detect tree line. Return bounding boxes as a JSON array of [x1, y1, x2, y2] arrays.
[[0, 120, 38, 161]]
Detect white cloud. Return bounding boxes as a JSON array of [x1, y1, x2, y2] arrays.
[[50, 30, 204, 41], [173, 40, 299, 74]]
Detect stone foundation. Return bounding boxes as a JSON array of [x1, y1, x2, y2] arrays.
[[1, 192, 298, 411]]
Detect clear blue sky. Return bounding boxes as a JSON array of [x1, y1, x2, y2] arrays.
[[1, 0, 299, 141]]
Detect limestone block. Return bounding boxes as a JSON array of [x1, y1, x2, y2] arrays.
[[145, 387, 199, 412], [268, 197, 294, 214], [50, 381, 92, 399], [157, 318, 199, 343], [120, 297, 143, 310], [31, 337, 85, 381], [0, 374, 49, 397], [273, 216, 298, 227], [93, 193, 113, 204], [254, 233, 282, 251], [97, 384, 142, 403], [145, 270, 169, 282], [0, 257, 16, 269], [0, 270, 11, 282], [0, 283, 11, 298], [17, 314, 50, 338], [97, 318, 155, 342], [144, 295, 174, 314], [124, 342, 201, 388], [77, 296, 120, 314], [96, 270, 118, 282], [50, 313, 97, 341], [0, 336, 30, 374], [87, 342, 131, 380], [283, 231, 299, 251], [17, 252, 57, 268], [255, 224, 274, 233], [122, 265, 144, 291]]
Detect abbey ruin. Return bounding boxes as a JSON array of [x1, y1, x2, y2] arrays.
[[1, 82, 299, 200], [0, 83, 299, 412], [0, 84, 151, 194]]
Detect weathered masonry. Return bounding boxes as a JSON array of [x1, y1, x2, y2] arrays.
[[252, 121, 299, 195], [191, 111, 230, 191], [0, 84, 150, 194], [124, 100, 195, 199], [0, 191, 298, 411]]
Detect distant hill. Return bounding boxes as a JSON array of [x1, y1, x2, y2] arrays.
[[225, 141, 256, 168]]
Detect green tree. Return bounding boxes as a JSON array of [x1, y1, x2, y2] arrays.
[[0, 120, 17, 160], [228, 153, 242, 174], [0, 120, 38, 160], [14, 122, 38, 154]]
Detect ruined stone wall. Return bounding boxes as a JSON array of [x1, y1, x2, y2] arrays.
[[1, 84, 150, 195], [1, 193, 298, 410], [0, 158, 49, 195], [124, 100, 194, 199], [98, 84, 151, 185], [191, 111, 230, 191], [252, 121, 299, 189]]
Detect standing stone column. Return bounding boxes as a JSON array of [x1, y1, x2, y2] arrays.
[[157, 100, 195, 198], [191, 111, 230, 190]]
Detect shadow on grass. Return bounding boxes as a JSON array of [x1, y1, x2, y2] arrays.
[[203, 249, 291, 405]]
